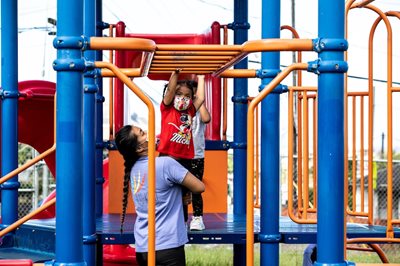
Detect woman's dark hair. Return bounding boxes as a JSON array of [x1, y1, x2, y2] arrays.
[[115, 125, 140, 233], [162, 79, 198, 99]]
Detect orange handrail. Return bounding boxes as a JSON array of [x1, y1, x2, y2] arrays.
[[346, 92, 370, 219], [288, 86, 318, 224], [368, 6, 392, 234], [384, 10, 400, 235], [248, 97, 261, 209], [95, 61, 156, 266], [247, 63, 308, 265], [222, 24, 229, 141], [108, 24, 116, 140], [0, 198, 56, 238]]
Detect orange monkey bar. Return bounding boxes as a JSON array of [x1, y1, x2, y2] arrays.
[[90, 37, 313, 78]]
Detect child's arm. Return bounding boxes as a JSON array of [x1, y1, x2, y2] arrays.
[[198, 104, 211, 124], [163, 69, 181, 106], [193, 75, 205, 110]]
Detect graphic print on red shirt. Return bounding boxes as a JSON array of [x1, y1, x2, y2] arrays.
[[157, 102, 196, 159]]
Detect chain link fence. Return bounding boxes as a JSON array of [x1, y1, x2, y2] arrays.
[[17, 143, 55, 218]]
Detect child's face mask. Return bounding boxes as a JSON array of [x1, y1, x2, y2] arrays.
[[174, 96, 192, 111]]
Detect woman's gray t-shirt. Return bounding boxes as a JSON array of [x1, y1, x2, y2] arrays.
[[130, 156, 188, 252]]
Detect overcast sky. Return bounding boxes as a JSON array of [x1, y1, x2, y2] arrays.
[[3, 0, 400, 154]]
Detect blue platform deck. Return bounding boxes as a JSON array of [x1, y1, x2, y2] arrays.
[[22, 213, 400, 246], [0, 213, 396, 262]]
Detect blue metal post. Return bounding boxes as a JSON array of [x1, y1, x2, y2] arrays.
[[50, 0, 85, 265], [1, 0, 19, 226], [259, 0, 281, 265], [315, 1, 347, 265], [83, 0, 98, 265], [232, 0, 249, 265], [95, 0, 104, 218]]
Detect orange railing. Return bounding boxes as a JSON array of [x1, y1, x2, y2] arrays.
[[288, 86, 318, 224], [346, 0, 400, 243], [247, 63, 309, 266], [248, 97, 261, 209], [0, 198, 56, 238], [345, 91, 372, 221]]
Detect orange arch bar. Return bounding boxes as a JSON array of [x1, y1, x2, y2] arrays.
[[95, 61, 157, 266]]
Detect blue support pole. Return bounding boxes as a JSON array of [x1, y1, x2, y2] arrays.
[[83, 0, 98, 265], [0, 0, 19, 227], [259, 0, 281, 265], [49, 0, 86, 265], [315, 1, 348, 265], [95, 0, 105, 218], [232, 0, 249, 265]]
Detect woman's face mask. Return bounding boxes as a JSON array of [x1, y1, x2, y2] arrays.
[[173, 96, 192, 111]]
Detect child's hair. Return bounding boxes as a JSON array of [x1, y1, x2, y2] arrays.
[[115, 125, 140, 233], [162, 79, 198, 99]]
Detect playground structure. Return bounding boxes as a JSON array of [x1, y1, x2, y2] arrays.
[[1, 0, 400, 266]]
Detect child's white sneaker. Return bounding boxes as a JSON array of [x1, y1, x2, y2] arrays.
[[189, 216, 205, 231]]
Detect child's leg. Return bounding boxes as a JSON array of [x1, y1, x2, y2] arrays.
[[190, 158, 204, 216], [177, 159, 192, 222]]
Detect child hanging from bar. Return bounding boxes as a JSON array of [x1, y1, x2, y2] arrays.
[[188, 85, 210, 231], [157, 69, 205, 223]]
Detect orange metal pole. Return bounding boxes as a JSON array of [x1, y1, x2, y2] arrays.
[[302, 90, 309, 217], [350, 2, 394, 234], [312, 96, 317, 211], [287, 87, 317, 224], [297, 94, 303, 217], [94, 61, 156, 266], [255, 104, 260, 208], [367, 8, 393, 237], [360, 96, 365, 213], [90, 37, 156, 51], [352, 96, 357, 212], [108, 24, 115, 140], [221, 24, 229, 141], [102, 68, 142, 78], [247, 63, 309, 265]]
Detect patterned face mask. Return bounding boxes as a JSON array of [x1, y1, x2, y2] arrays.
[[173, 96, 192, 111]]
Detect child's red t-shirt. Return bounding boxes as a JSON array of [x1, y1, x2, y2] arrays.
[[157, 102, 196, 159]]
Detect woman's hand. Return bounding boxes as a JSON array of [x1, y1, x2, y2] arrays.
[[182, 192, 192, 205]]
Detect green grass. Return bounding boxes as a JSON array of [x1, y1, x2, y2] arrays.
[[185, 244, 400, 266]]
